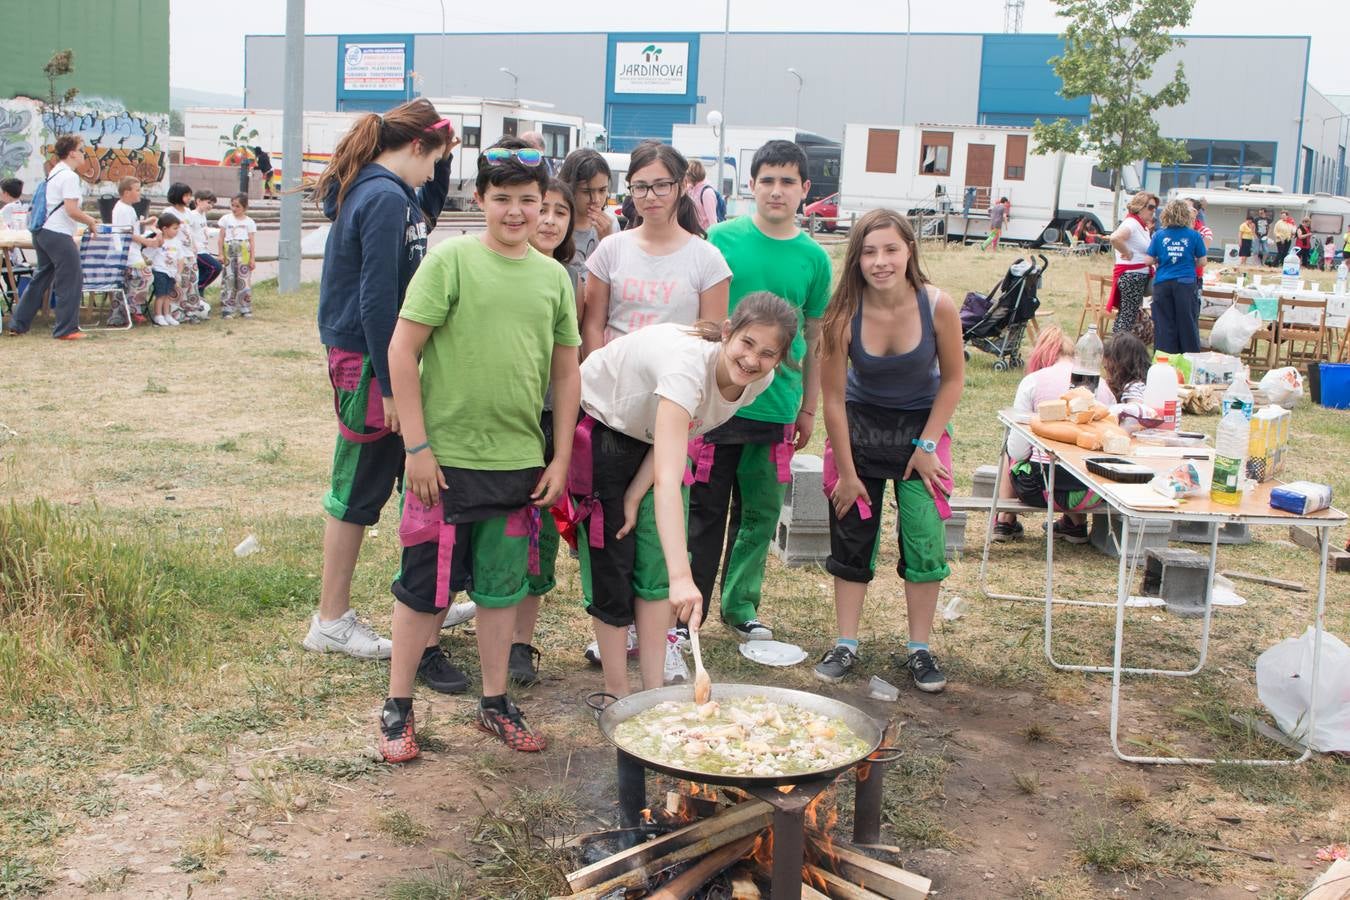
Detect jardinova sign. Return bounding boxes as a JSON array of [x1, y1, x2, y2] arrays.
[[613, 42, 690, 95]]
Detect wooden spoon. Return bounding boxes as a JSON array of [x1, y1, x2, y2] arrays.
[[690, 626, 712, 705]]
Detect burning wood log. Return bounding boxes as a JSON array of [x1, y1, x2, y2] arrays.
[[566, 799, 773, 896], [803, 865, 889, 900], [801, 885, 831, 900], [646, 833, 759, 900], [809, 845, 931, 900], [666, 788, 719, 820], [729, 865, 762, 900]]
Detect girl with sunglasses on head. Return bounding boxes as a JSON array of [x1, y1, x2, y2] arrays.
[[579, 140, 731, 679], [308, 98, 460, 671]]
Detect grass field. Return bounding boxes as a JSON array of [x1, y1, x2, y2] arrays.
[[1, 241, 1348, 898]]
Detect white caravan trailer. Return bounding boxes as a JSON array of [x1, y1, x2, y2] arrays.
[[671, 124, 841, 215], [187, 97, 590, 209], [1169, 185, 1350, 263], [838, 122, 1138, 245]]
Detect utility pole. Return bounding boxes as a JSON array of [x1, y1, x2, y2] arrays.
[[278, 0, 304, 294]]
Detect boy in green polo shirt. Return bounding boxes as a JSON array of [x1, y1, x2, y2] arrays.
[[378, 138, 580, 761], [686, 140, 832, 640]]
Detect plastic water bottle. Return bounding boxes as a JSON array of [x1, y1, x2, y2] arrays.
[[1221, 366, 1254, 422], [1337, 261, 1348, 295], [1211, 404, 1250, 506], [1142, 362, 1180, 431], [1071, 324, 1103, 392], [1281, 247, 1301, 292]]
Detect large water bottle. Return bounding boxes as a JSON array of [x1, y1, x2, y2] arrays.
[[1336, 261, 1348, 295], [1070, 324, 1103, 392], [1281, 247, 1301, 292], [1222, 366, 1254, 421], [1142, 361, 1180, 431], [1211, 404, 1250, 506]]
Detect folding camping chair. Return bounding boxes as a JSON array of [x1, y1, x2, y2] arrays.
[[78, 227, 132, 331]]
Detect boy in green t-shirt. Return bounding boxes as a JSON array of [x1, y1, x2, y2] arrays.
[[379, 138, 581, 761], [686, 140, 832, 640]]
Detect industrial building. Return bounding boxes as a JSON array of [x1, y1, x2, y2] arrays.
[[242, 29, 1347, 198]]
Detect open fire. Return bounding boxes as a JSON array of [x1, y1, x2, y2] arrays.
[[557, 748, 931, 899]]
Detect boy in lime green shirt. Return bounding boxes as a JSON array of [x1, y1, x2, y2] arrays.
[[686, 140, 832, 640], [379, 139, 580, 761]]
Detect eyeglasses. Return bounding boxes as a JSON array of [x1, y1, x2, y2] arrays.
[[483, 147, 543, 167], [1146, 204, 1158, 211], [630, 179, 677, 199]]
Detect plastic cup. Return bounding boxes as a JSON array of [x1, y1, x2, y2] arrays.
[[233, 534, 261, 557], [867, 676, 899, 702]]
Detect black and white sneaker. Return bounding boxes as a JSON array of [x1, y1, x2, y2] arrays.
[[417, 646, 470, 694], [813, 645, 858, 684], [902, 649, 947, 693], [727, 619, 773, 641]]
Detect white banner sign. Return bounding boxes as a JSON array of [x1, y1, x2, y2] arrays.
[[343, 43, 406, 92], [613, 42, 690, 95]]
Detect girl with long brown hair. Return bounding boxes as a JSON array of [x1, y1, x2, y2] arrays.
[[815, 209, 964, 693], [307, 98, 462, 674]]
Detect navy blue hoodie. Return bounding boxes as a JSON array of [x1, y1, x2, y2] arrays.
[[316, 157, 450, 396]]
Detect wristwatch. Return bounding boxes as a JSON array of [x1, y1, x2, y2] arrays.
[[911, 437, 938, 453]]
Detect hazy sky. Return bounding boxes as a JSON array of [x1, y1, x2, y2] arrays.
[[170, 0, 1350, 99]]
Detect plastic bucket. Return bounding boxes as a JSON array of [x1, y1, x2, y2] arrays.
[[1319, 363, 1350, 410]]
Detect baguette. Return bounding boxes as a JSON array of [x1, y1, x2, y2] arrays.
[[1037, 399, 1068, 422]]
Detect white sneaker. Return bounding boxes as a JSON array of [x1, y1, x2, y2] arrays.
[[663, 632, 690, 684], [440, 600, 477, 629], [165, 316, 180, 326], [301, 610, 392, 659], [583, 625, 639, 665], [153, 315, 168, 326]]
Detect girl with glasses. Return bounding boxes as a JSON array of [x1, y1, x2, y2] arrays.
[[578, 140, 732, 680]]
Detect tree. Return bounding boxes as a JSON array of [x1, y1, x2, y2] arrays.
[[41, 49, 80, 131], [1032, 0, 1193, 226]]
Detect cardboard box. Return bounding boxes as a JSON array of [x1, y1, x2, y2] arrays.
[[1246, 406, 1290, 482]]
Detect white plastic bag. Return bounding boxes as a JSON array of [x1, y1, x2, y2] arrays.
[[1258, 366, 1304, 409], [1255, 627, 1350, 752], [1210, 305, 1263, 355]]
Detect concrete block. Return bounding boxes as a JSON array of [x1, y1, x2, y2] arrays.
[[1169, 520, 1251, 545], [781, 453, 829, 527], [771, 520, 830, 567], [972, 465, 1000, 499], [1141, 548, 1211, 618], [1089, 513, 1172, 565], [943, 510, 969, 560]]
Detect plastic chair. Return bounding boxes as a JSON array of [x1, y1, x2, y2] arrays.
[[78, 227, 132, 331]]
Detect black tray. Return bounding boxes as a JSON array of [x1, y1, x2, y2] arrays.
[[1085, 456, 1154, 483]]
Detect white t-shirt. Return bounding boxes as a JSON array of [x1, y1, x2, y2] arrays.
[[585, 230, 731, 344], [0, 199, 26, 230], [1114, 216, 1151, 267], [185, 208, 210, 251], [219, 213, 256, 244], [111, 201, 144, 266], [42, 163, 84, 236], [161, 206, 193, 255], [144, 241, 182, 279], [581, 322, 773, 442]]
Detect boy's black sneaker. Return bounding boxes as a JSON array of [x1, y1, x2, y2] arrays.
[[417, 646, 469, 694], [508, 642, 542, 686], [1051, 515, 1089, 544], [902, 649, 948, 693], [993, 520, 1024, 542]]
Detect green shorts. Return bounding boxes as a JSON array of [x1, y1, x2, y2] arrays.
[[527, 507, 560, 596], [578, 488, 687, 627], [322, 348, 402, 526], [825, 476, 951, 584], [393, 512, 532, 612]]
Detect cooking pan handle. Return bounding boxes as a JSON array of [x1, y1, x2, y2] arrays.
[[867, 745, 904, 764], [585, 691, 619, 714]]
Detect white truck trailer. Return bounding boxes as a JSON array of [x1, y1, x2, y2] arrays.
[[838, 122, 1138, 245]]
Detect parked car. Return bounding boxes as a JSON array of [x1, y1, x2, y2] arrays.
[[803, 193, 839, 232]]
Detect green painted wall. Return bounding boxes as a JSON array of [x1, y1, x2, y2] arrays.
[[0, 0, 169, 113]]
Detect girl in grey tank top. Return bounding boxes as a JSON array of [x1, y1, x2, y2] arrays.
[[812, 208, 966, 695]]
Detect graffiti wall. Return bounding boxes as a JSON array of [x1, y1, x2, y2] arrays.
[[0, 96, 169, 194]]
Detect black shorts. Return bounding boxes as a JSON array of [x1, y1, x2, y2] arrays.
[[152, 270, 176, 297], [1239, 238, 1253, 257], [573, 420, 671, 628], [1011, 460, 1097, 512]]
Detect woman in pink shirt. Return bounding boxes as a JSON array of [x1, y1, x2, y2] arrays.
[[686, 159, 719, 233]]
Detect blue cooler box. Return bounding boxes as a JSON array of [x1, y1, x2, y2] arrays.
[[1319, 363, 1350, 410]]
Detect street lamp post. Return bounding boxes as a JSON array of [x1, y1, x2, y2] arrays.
[[438, 0, 446, 98], [708, 110, 725, 196], [787, 67, 803, 131], [901, 0, 912, 125], [715, 0, 730, 197], [499, 66, 518, 99]]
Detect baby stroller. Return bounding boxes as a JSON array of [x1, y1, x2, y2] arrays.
[[961, 255, 1046, 372]]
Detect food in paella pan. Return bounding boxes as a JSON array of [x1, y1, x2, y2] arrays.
[[612, 697, 870, 777]]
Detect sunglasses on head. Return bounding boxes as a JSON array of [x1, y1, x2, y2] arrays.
[[483, 147, 543, 167]]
